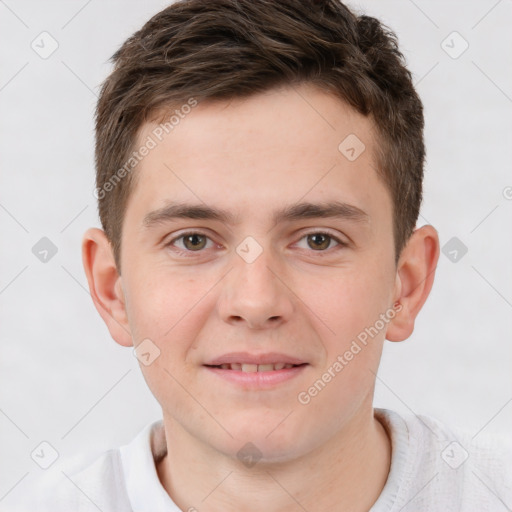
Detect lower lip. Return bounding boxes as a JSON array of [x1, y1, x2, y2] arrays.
[[203, 364, 308, 389]]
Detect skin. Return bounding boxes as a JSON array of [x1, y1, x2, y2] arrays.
[[82, 83, 439, 511]]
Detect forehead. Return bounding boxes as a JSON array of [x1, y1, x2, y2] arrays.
[[125, 84, 390, 228]]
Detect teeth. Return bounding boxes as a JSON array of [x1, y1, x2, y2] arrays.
[[257, 364, 275, 372], [217, 363, 300, 372]]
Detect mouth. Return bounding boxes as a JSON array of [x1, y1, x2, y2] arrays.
[[202, 352, 309, 388], [204, 362, 307, 372]]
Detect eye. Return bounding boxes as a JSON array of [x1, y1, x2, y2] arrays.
[[166, 231, 214, 254], [295, 231, 346, 252]]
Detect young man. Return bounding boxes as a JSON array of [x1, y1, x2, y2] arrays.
[[25, 0, 510, 510]]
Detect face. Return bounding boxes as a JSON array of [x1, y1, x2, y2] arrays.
[[118, 84, 399, 461]]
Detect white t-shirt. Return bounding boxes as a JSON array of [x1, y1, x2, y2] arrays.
[[16, 409, 512, 511]]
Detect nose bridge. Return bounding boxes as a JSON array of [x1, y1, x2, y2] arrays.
[[218, 238, 293, 329]]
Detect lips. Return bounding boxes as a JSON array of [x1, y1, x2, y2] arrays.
[[204, 356, 308, 389], [203, 352, 308, 369], [207, 362, 305, 372]]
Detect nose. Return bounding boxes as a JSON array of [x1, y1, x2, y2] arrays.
[[217, 243, 294, 330]]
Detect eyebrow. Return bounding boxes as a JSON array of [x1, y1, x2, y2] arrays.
[[142, 200, 369, 229]]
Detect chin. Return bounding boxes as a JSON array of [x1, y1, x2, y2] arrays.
[[220, 416, 311, 459]]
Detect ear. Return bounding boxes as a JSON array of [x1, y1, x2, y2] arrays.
[[386, 224, 440, 342], [82, 227, 133, 347]]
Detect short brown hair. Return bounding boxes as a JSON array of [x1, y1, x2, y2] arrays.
[[95, 0, 424, 271]]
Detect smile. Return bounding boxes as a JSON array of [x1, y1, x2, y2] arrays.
[[205, 363, 306, 372], [203, 363, 309, 389]]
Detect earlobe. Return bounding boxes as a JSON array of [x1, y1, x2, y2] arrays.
[[386, 225, 440, 342], [81, 228, 133, 347]]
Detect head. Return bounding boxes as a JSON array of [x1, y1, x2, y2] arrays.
[[83, 0, 439, 462]]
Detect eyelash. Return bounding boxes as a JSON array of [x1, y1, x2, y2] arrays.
[[165, 230, 348, 257]]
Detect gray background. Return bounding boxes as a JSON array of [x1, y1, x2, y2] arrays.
[[1, 0, 511, 507]]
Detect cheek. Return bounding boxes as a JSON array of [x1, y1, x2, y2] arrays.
[[123, 270, 213, 409], [297, 275, 387, 414], [295, 262, 392, 402], [300, 266, 392, 342], [123, 266, 206, 342]]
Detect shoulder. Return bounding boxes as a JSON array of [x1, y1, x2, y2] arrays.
[[412, 412, 512, 483], [19, 448, 132, 512], [374, 409, 512, 511], [18, 420, 164, 512], [16, 446, 133, 512]]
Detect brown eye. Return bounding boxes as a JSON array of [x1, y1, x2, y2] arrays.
[[306, 233, 334, 251], [182, 233, 208, 251]]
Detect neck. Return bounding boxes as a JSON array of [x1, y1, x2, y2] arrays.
[[156, 403, 391, 512]]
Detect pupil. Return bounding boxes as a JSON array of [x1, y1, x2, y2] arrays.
[[185, 234, 205, 250], [308, 233, 329, 250]]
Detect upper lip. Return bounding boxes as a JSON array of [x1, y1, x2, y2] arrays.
[[204, 352, 308, 366]]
